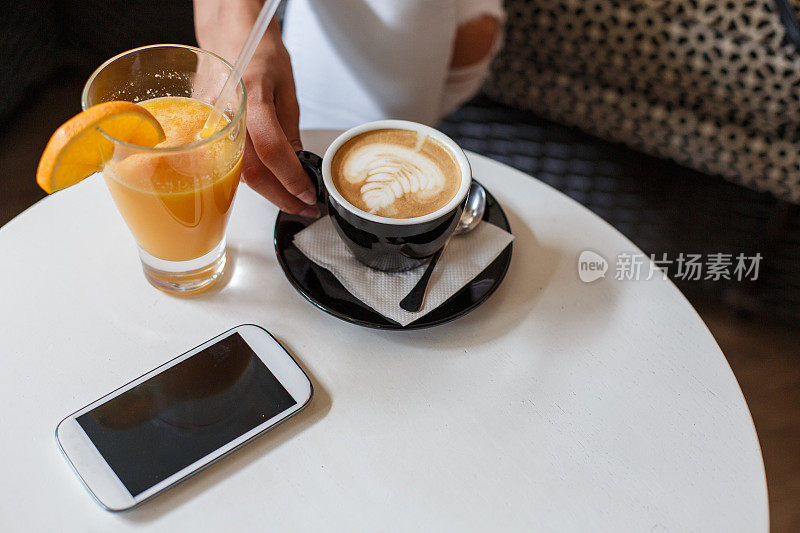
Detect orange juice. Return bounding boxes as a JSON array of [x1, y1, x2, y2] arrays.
[[103, 97, 243, 262]]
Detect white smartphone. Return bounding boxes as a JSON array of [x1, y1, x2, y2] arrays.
[[56, 324, 313, 511]]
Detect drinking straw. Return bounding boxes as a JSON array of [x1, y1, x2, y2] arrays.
[[200, 0, 282, 138]]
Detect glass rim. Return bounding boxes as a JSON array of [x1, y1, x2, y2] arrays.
[[81, 44, 247, 153]]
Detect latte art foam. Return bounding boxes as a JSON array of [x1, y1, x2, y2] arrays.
[[331, 129, 461, 219], [348, 145, 446, 213]]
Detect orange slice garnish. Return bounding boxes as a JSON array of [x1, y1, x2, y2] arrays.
[[36, 101, 165, 193]]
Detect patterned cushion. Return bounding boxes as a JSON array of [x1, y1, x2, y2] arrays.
[[486, 0, 800, 203]]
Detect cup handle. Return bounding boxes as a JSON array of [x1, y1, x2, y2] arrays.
[[296, 150, 327, 215]]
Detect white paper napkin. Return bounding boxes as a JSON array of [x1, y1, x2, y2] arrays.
[[293, 217, 514, 326]]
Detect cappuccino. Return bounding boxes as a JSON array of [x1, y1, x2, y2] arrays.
[[331, 129, 461, 218]]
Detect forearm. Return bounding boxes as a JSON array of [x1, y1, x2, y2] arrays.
[[193, 0, 283, 65]]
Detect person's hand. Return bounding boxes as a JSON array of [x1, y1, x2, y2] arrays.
[[194, 0, 318, 217]]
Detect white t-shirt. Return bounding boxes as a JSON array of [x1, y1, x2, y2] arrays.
[[283, 0, 504, 130]]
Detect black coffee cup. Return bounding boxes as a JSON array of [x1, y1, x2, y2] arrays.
[[296, 120, 472, 272]]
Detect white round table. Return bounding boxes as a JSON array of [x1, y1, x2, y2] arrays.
[[0, 130, 768, 531]]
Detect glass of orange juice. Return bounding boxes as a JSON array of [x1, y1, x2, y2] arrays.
[[82, 44, 246, 294]]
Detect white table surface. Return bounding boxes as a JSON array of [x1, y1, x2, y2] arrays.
[[0, 130, 768, 532]]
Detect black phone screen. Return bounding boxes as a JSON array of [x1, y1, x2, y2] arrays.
[[77, 332, 297, 497]]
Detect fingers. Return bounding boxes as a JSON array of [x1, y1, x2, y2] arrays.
[[274, 72, 303, 152], [246, 94, 315, 206], [241, 134, 318, 218]]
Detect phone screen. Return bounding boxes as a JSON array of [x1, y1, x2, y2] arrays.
[[76, 332, 297, 497]]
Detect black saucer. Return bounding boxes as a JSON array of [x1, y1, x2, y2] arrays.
[[274, 181, 513, 329]]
